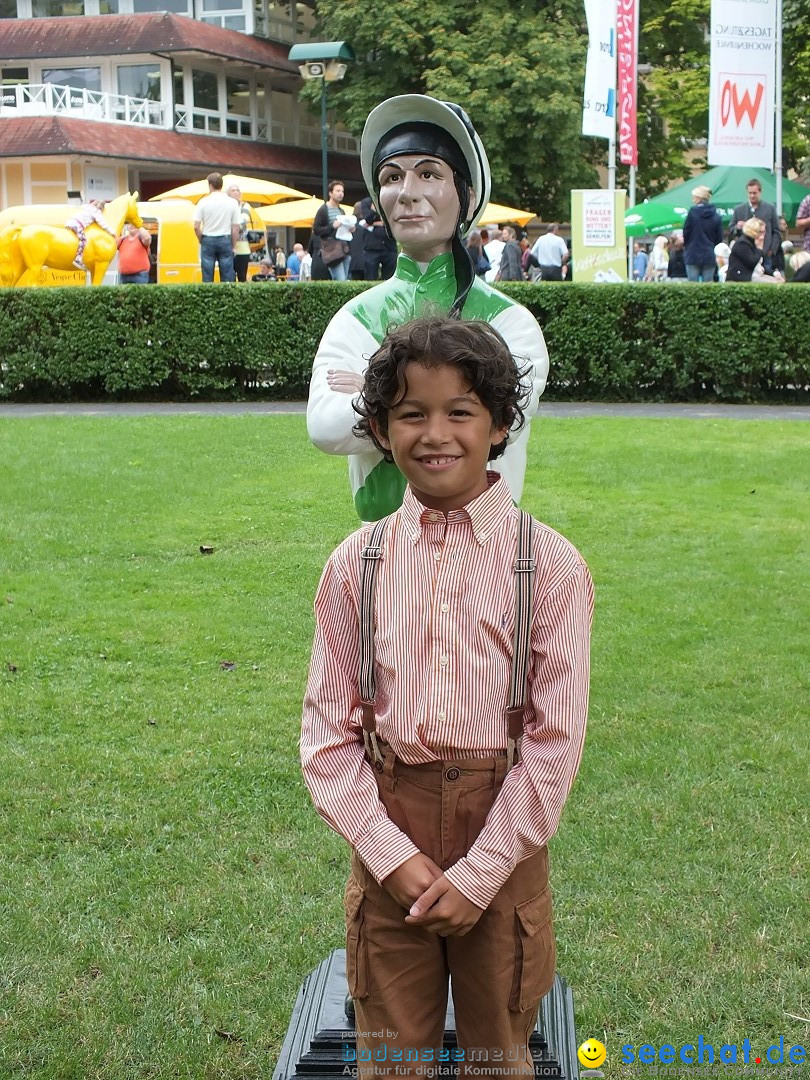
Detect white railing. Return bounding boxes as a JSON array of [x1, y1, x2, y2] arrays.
[[0, 83, 168, 127]]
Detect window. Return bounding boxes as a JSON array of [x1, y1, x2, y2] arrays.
[[117, 64, 161, 101], [132, 0, 188, 12], [99, 0, 120, 11], [1, 66, 28, 106], [42, 66, 101, 92], [0, 0, 17, 18], [32, 0, 84, 13], [173, 68, 184, 106], [192, 69, 218, 111]]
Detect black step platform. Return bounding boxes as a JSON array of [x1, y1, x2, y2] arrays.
[[273, 950, 578, 1080]]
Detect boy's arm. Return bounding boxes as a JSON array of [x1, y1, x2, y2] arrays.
[[442, 551, 594, 911], [301, 549, 421, 882], [306, 307, 379, 456]]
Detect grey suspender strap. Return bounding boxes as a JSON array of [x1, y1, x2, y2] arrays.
[[506, 510, 536, 771], [358, 515, 389, 771], [357, 509, 535, 773]]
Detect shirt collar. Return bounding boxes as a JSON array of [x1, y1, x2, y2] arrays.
[[395, 252, 455, 284], [399, 473, 513, 544]]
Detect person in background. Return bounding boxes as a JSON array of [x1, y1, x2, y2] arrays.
[[286, 242, 305, 282], [726, 218, 765, 282], [483, 225, 505, 282], [520, 237, 541, 282], [645, 235, 669, 281], [730, 178, 781, 273], [530, 223, 569, 281], [465, 229, 490, 277], [349, 200, 367, 280], [228, 183, 252, 282], [714, 242, 731, 283], [495, 225, 524, 281], [312, 181, 355, 281], [666, 232, 688, 280], [632, 241, 648, 281], [771, 216, 790, 276], [683, 186, 723, 282], [299, 245, 313, 282], [359, 195, 398, 281], [788, 250, 810, 283], [193, 172, 240, 283], [274, 246, 287, 278], [65, 199, 115, 271], [796, 191, 810, 254], [116, 222, 152, 284], [251, 258, 275, 281]]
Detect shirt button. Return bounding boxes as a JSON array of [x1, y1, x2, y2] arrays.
[[440, 603, 450, 613], [440, 655, 448, 666], [433, 551, 441, 561], [437, 711, 446, 721], [445, 767, 460, 782], [428, 512, 441, 521]]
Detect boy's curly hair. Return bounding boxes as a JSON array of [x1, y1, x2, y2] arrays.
[[352, 316, 528, 463]]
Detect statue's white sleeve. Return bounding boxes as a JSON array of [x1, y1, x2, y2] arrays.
[[306, 306, 380, 457]]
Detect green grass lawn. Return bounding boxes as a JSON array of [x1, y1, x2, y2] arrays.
[[1, 414, 807, 1079]]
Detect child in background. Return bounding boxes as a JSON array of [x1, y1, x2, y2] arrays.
[[302, 315, 592, 1079], [65, 200, 115, 271]]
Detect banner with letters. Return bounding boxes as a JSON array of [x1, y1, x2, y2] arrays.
[[582, 0, 616, 141], [616, 0, 638, 165], [708, 0, 776, 167], [571, 190, 627, 283]]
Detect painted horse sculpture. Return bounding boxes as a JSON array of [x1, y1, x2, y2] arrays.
[[0, 192, 143, 287]]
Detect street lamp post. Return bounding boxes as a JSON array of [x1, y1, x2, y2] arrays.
[[288, 42, 354, 203]]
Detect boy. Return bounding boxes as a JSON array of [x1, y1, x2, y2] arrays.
[[65, 199, 115, 271], [301, 316, 592, 1079]]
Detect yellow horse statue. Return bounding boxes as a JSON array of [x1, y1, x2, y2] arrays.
[[0, 192, 143, 287]]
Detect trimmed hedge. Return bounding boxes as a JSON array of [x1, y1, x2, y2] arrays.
[[0, 281, 808, 402]]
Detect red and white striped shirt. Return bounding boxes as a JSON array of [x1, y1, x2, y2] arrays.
[[301, 475, 593, 909]]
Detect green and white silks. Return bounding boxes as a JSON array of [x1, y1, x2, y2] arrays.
[[307, 252, 549, 522]]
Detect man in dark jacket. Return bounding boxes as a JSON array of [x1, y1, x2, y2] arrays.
[[683, 185, 723, 282], [358, 195, 398, 281], [730, 178, 781, 273]]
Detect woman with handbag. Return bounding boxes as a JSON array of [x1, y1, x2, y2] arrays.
[[312, 180, 355, 281]]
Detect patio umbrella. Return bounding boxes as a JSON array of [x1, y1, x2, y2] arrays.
[[624, 201, 690, 238], [479, 201, 537, 227], [149, 174, 310, 206], [256, 197, 352, 228]]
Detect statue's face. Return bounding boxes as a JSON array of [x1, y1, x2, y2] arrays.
[[378, 154, 462, 261]]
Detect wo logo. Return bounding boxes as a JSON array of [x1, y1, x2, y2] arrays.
[[716, 72, 768, 146]]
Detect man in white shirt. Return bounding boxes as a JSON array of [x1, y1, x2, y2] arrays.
[[193, 172, 240, 282], [530, 223, 570, 281]]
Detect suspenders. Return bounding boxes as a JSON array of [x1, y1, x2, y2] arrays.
[[358, 511, 536, 772]]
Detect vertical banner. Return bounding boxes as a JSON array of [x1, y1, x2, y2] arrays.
[[708, 0, 776, 167], [582, 0, 617, 140], [571, 190, 627, 282], [616, 0, 638, 165]]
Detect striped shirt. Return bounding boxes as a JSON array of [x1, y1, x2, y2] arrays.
[[301, 476, 593, 909]]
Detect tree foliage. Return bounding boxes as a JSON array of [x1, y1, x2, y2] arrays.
[[306, 0, 600, 220], [307, 0, 809, 215]]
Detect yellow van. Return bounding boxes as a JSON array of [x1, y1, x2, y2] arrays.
[[0, 197, 268, 286]]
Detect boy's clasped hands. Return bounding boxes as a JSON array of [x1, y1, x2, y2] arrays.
[[383, 852, 484, 937]]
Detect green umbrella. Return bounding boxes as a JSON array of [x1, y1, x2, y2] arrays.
[[624, 202, 688, 237]]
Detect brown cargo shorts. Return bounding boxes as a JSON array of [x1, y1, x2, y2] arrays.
[[345, 744, 554, 1080]]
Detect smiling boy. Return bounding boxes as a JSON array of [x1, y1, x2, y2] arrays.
[[306, 96, 549, 522], [302, 316, 592, 1079]]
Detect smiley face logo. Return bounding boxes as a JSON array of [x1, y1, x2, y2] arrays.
[[577, 1039, 607, 1069]]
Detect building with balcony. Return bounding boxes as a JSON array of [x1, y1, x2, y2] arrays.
[[0, 1, 362, 208]]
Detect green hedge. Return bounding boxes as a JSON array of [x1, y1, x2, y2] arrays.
[[0, 281, 808, 402]]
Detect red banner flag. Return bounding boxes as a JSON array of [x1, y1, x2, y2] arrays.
[[617, 0, 638, 166]]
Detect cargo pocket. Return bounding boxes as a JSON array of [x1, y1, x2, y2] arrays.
[[509, 886, 555, 1012], [344, 877, 368, 1000]]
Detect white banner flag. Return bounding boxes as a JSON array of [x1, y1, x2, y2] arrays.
[[708, 0, 776, 167], [582, 0, 617, 141]]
